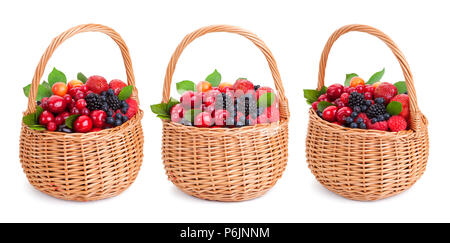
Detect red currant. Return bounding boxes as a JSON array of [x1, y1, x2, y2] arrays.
[[63, 94, 72, 104], [47, 122, 57, 131], [355, 85, 364, 93], [364, 85, 375, 94], [322, 106, 338, 122], [170, 104, 184, 123], [364, 92, 373, 100], [317, 94, 329, 102], [343, 86, 350, 94], [334, 98, 345, 109], [214, 109, 230, 126], [75, 99, 87, 110], [326, 84, 344, 100], [312, 101, 319, 111], [81, 107, 90, 116], [40, 97, 49, 110], [75, 91, 86, 100], [194, 112, 213, 127], [39, 111, 55, 125], [74, 115, 93, 133], [348, 87, 356, 94], [80, 85, 88, 93], [70, 107, 80, 115], [340, 93, 349, 104]]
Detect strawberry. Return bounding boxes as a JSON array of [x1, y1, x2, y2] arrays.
[[367, 120, 388, 131], [86, 75, 109, 94], [356, 113, 369, 125], [125, 98, 138, 118], [374, 82, 397, 104], [256, 86, 274, 99], [390, 94, 410, 120], [387, 115, 408, 132], [232, 78, 254, 93], [109, 79, 127, 95]]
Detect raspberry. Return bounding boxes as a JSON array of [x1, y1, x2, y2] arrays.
[[390, 94, 410, 119], [109, 79, 127, 95], [367, 120, 388, 131], [387, 115, 407, 132], [124, 98, 138, 118], [232, 78, 254, 93]]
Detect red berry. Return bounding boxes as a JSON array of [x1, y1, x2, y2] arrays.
[[86, 90, 94, 96], [364, 92, 373, 100], [80, 85, 88, 93], [63, 94, 72, 104], [391, 94, 410, 120], [348, 87, 356, 94], [69, 87, 81, 97], [387, 115, 408, 132], [194, 112, 213, 127], [204, 104, 215, 117], [39, 111, 54, 125], [214, 109, 230, 126], [355, 85, 364, 93], [90, 128, 102, 132], [109, 79, 127, 95], [47, 122, 57, 131], [312, 101, 319, 111], [40, 97, 49, 110], [322, 106, 338, 122], [47, 95, 67, 113], [265, 107, 280, 123], [74, 115, 93, 133], [340, 93, 349, 104], [374, 82, 397, 103], [170, 104, 184, 123], [232, 78, 254, 93], [70, 107, 80, 115], [336, 107, 352, 123], [343, 86, 350, 94], [356, 113, 369, 125], [326, 84, 344, 100], [86, 75, 109, 94], [54, 112, 70, 126], [317, 94, 329, 102], [90, 110, 107, 128], [180, 91, 199, 109], [368, 120, 388, 131], [257, 115, 269, 124], [75, 91, 86, 100], [334, 98, 345, 109], [364, 85, 375, 94], [75, 99, 87, 110], [81, 107, 90, 116], [124, 98, 138, 118]]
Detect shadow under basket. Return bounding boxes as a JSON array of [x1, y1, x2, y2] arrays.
[[19, 24, 144, 201], [306, 24, 429, 201], [160, 25, 290, 202]]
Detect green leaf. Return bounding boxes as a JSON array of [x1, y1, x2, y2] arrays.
[[150, 103, 169, 117], [28, 125, 46, 131], [118, 85, 133, 100], [258, 92, 276, 108], [319, 86, 328, 95], [23, 113, 37, 126], [367, 68, 385, 85], [35, 106, 44, 123], [23, 83, 52, 101], [183, 109, 202, 123], [65, 114, 81, 129], [344, 73, 358, 86], [205, 69, 221, 87], [386, 101, 403, 116], [394, 81, 407, 94], [317, 101, 335, 112], [156, 115, 171, 120], [303, 89, 320, 103], [167, 97, 180, 112], [48, 67, 67, 87], [77, 72, 88, 83], [42, 81, 51, 90], [176, 80, 196, 95]]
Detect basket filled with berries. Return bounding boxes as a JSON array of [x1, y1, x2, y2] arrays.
[[151, 25, 289, 202], [305, 24, 429, 201], [19, 24, 144, 201]]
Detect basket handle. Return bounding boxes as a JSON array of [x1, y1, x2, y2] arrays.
[[26, 24, 138, 113], [162, 25, 289, 119], [318, 24, 422, 130]]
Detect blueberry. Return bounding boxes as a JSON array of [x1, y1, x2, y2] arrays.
[[100, 91, 107, 97], [100, 96, 107, 102], [106, 110, 114, 117], [102, 105, 109, 112], [351, 112, 358, 118], [371, 118, 378, 123], [121, 106, 129, 114], [114, 119, 122, 127], [354, 106, 361, 113], [115, 113, 122, 120], [107, 89, 115, 96], [346, 117, 354, 124], [356, 117, 364, 124], [384, 113, 391, 120], [377, 115, 385, 121], [121, 100, 128, 107], [359, 123, 367, 129], [350, 122, 358, 128], [361, 105, 368, 112], [366, 100, 373, 106], [375, 98, 385, 104], [122, 115, 128, 123], [62, 127, 72, 133], [317, 111, 323, 117], [106, 117, 115, 124]]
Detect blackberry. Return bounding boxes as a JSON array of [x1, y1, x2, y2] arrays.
[[106, 95, 121, 111], [348, 92, 365, 108], [86, 93, 104, 111], [236, 94, 257, 118], [215, 93, 234, 111], [366, 103, 386, 119]]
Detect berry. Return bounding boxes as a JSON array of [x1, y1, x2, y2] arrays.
[[350, 76, 365, 87], [232, 78, 254, 93], [350, 122, 358, 128], [356, 113, 369, 125], [196, 81, 212, 93], [122, 116, 128, 123], [361, 105, 368, 112], [359, 123, 367, 129], [218, 82, 233, 93], [322, 106, 338, 122], [375, 97, 385, 104], [214, 109, 230, 126], [47, 122, 57, 131], [75, 99, 87, 110], [81, 108, 90, 116], [371, 118, 378, 123], [348, 92, 365, 108], [47, 95, 67, 113], [106, 110, 114, 117], [63, 94, 72, 104], [351, 112, 358, 118], [121, 106, 129, 114], [90, 110, 107, 128], [353, 106, 361, 113], [106, 117, 115, 125], [70, 107, 80, 115], [334, 99, 345, 109], [345, 117, 354, 124], [374, 82, 397, 103], [367, 120, 388, 131], [106, 88, 115, 96], [181, 91, 201, 109], [51, 82, 68, 97], [367, 103, 386, 119], [384, 113, 391, 120], [364, 85, 375, 94], [336, 107, 352, 123], [355, 85, 364, 93], [391, 94, 410, 119], [90, 128, 102, 132], [366, 100, 373, 106], [115, 112, 122, 120], [54, 112, 69, 126], [388, 115, 408, 132], [67, 80, 83, 91], [364, 92, 373, 100], [170, 104, 184, 123], [106, 93, 121, 110], [124, 98, 138, 118], [40, 97, 49, 110], [194, 112, 214, 127], [377, 115, 385, 121], [264, 106, 280, 123], [317, 94, 329, 102], [312, 101, 319, 111], [80, 85, 88, 93], [39, 111, 54, 125], [73, 115, 93, 133], [86, 75, 109, 94], [114, 119, 123, 127], [85, 93, 104, 111], [326, 84, 344, 100], [340, 93, 349, 104], [256, 86, 275, 100], [316, 111, 323, 117], [356, 117, 364, 124], [75, 91, 86, 100], [343, 86, 350, 94], [109, 79, 127, 95]]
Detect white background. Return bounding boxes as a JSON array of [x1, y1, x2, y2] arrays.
[[0, 0, 448, 223]]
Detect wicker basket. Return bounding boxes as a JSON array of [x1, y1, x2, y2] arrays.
[[19, 24, 144, 201], [160, 25, 289, 202], [306, 24, 429, 201]]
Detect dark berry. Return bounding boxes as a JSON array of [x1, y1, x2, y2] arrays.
[[316, 111, 323, 117], [106, 110, 114, 117], [106, 94, 121, 110], [114, 119, 122, 127], [106, 117, 115, 124], [350, 122, 358, 128], [121, 106, 129, 114], [181, 119, 192, 126], [122, 115, 128, 123], [351, 112, 358, 118], [356, 117, 364, 124], [348, 92, 365, 108], [115, 113, 122, 120], [346, 117, 354, 124], [367, 103, 386, 119], [377, 115, 385, 121], [375, 97, 385, 104], [62, 127, 73, 133], [36, 101, 41, 105], [121, 100, 128, 107], [353, 106, 361, 113], [107, 89, 115, 96], [361, 105, 368, 112], [254, 85, 261, 91], [384, 113, 391, 120], [100, 91, 107, 97], [366, 100, 373, 106], [371, 118, 378, 123], [359, 123, 367, 129]]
